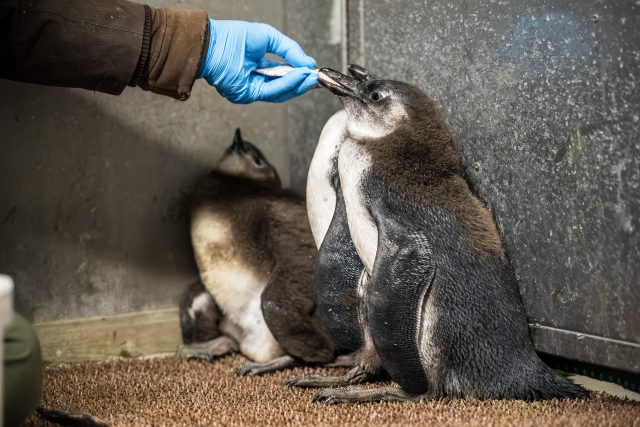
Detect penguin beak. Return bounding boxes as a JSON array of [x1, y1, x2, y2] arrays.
[[318, 68, 359, 98], [233, 128, 246, 153]]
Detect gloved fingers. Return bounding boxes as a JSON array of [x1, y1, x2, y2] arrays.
[[298, 71, 319, 92], [255, 67, 313, 102], [290, 72, 319, 96], [267, 72, 319, 103], [260, 24, 316, 69], [256, 57, 284, 70]]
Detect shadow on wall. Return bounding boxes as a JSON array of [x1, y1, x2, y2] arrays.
[[0, 82, 215, 322]]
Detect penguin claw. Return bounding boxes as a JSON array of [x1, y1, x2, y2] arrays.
[[235, 363, 258, 377], [175, 345, 213, 362], [237, 355, 298, 377], [312, 389, 343, 404], [313, 386, 415, 404], [284, 377, 298, 386], [284, 375, 310, 387], [175, 345, 189, 359], [284, 375, 324, 388]]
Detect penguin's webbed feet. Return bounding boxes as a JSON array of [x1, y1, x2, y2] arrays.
[[175, 336, 238, 362], [312, 386, 419, 405], [36, 407, 109, 427], [235, 355, 298, 376], [285, 365, 373, 388]]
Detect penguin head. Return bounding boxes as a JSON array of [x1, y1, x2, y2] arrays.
[[318, 66, 441, 141], [215, 128, 281, 188]]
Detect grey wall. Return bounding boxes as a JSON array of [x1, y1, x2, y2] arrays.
[[0, 0, 341, 323], [348, 0, 639, 371]]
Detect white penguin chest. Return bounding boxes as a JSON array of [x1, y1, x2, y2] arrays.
[[307, 110, 347, 248], [338, 139, 378, 273], [190, 206, 282, 361], [190, 207, 265, 310]]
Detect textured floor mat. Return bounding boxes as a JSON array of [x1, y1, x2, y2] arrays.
[[23, 354, 640, 426]]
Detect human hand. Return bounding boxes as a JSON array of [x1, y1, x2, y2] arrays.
[[199, 19, 318, 104]]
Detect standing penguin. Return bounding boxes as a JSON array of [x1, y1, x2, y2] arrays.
[[288, 68, 586, 403], [177, 129, 337, 375]]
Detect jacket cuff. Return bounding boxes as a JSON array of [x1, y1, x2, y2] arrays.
[[140, 7, 209, 100], [129, 5, 152, 88]]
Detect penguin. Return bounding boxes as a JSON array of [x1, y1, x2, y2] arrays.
[[176, 128, 337, 376], [288, 67, 587, 403]]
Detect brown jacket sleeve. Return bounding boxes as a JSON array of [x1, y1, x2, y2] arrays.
[[0, 0, 208, 100]]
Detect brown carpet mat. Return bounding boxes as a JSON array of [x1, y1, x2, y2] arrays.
[[24, 354, 640, 426]]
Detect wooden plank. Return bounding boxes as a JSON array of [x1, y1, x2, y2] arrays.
[[34, 308, 181, 363]]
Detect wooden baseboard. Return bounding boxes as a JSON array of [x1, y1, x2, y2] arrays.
[[34, 308, 181, 363]]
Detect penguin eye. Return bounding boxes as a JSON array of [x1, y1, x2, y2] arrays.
[[253, 155, 263, 166], [370, 91, 383, 102]]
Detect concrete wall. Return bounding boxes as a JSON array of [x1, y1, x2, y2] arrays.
[[0, 0, 342, 323], [347, 0, 639, 371]]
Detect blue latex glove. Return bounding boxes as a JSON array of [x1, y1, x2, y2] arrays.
[[199, 19, 319, 104]]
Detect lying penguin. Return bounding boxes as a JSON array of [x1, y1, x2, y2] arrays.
[[288, 66, 587, 403], [177, 129, 338, 375]]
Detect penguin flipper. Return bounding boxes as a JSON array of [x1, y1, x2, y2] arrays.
[[367, 209, 436, 395], [261, 262, 337, 364], [179, 280, 222, 345], [315, 183, 364, 352]]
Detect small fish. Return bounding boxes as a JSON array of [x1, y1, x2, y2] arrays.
[[253, 64, 320, 78], [253, 65, 343, 91]]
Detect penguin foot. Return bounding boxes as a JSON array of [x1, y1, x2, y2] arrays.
[[285, 365, 373, 388], [175, 336, 239, 361], [312, 386, 418, 405], [37, 407, 110, 427], [235, 355, 298, 376]]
